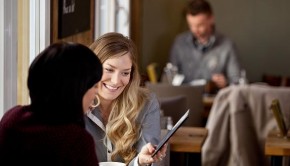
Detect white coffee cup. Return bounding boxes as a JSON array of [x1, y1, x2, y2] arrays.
[[99, 161, 126, 166]]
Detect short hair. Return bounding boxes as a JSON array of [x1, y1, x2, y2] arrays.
[[185, 0, 213, 16], [27, 42, 102, 125]]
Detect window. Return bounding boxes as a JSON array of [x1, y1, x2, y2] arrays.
[[95, 0, 130, 38]]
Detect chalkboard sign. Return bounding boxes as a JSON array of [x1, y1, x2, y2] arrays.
[[58, 0, 91, 39]]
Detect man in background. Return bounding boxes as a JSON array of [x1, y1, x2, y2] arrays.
[[169, 0, 241, 89]]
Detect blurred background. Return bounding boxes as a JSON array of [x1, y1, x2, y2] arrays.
[[1, 0, 290, 118]]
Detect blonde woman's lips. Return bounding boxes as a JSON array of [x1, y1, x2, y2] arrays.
[[104, 83, 119, 91]]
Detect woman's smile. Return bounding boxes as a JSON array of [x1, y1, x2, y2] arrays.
[[98, 52, 132, 101]]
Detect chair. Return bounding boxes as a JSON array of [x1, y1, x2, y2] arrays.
[[262, 74, 282, 86], [262, 74, 290, 87], [202, 84, 290, 166], [145, 82, 204, 127], [146, 62, 162, 83], [159, 95, 187, 125]]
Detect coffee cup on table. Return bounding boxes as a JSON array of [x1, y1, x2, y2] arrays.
[[99, 162, 126, 166]]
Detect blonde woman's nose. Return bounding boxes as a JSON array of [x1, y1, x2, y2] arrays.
[[111, 73, 121, 84]]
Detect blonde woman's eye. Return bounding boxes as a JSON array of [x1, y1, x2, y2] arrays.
[[122, 72, 130, 76], [105, 68, 113, 72]]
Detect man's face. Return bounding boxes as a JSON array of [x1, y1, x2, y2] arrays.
[[186, 13, 214, 43]]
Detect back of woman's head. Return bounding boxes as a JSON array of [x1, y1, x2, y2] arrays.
[[28, 42, 102, 124]]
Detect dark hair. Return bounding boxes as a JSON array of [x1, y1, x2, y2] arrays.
[[185, 0, 213, 16], [27, 42, 102, 125]]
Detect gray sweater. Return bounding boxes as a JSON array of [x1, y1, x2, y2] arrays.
[[170, 31, 241, 84], [85, 93, 161, 166]]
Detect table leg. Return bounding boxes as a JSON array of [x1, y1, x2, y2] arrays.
[[170, 152, 201, 166], [185, 153, 201, 166], [270, 156, 282, 166]]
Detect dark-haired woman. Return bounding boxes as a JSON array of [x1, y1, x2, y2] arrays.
[[0, 42, 103, 166]]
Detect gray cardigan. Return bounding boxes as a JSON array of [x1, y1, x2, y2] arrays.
[[85, 93, 161, 166], [170, 31, 241, 84]]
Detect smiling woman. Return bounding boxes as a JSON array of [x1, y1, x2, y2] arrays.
[[85, 32, 168, 166], [98, 52, 132, 102]]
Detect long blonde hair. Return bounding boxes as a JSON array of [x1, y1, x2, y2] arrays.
[[90, 32, 149, 164]]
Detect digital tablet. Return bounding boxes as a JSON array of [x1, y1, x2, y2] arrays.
[[151, 109, 189, 157]]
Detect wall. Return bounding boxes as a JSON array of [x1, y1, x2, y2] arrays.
[[141, 0, 290, 82], [209, 0, 290, 82], [141, 0, 187, 75], [0, 0, 4, 118]]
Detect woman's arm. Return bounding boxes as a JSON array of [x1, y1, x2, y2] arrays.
[[128, 94, 167, 166]]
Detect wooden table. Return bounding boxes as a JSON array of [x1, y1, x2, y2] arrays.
[[162, 127, 208, 166], [202, 95, 215, 126], [203, 95, 215, 109], [265, 129, 290, 166]]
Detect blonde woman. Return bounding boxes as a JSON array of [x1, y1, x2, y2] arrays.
[[85, 32, 167, 166]]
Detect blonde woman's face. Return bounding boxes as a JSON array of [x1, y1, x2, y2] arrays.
[[98, 53, 132, 102]]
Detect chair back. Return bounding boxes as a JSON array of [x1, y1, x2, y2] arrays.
[[146, 82, 204, 126], [159, 95, 187, 125], [203, 84, 290, 166]]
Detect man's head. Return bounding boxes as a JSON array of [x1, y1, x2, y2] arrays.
[[185, 0, 214, 44]]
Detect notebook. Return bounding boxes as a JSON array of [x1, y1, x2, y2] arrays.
[[151, 109, 189, 157]]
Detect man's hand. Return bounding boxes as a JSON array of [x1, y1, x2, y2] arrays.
[[212, 73, 228, 88]]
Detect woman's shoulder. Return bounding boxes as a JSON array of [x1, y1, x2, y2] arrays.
[[138, 87, 159, 106], [0, 105, 30, 125], [136, 91, 161, 124], [147, 92, 159, 105], [140, 91, 160, 113]]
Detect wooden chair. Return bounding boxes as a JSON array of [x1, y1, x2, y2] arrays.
[[262, 74, 290, 87], [146, 62, 162, 83], [262, 74, 282, 86]]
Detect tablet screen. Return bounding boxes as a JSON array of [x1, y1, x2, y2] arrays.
[[151, 109, 189, 157]]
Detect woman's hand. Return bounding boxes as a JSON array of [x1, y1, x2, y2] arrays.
[[137, 143, 167, 166]]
